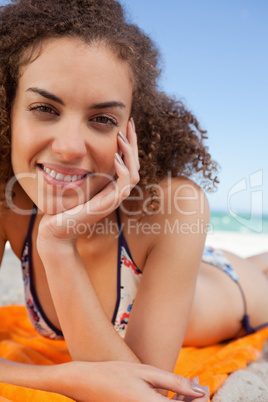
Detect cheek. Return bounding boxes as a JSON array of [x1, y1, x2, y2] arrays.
[[93, 135, 118, 164], [11, 133, 33, 174], [11, 114, 31, 167], [11, 134, 24, 174]]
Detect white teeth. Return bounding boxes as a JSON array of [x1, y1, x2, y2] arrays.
[[56, 173, 64, 181], [41, 165, 86, 182], [64, 175, 72, 182]]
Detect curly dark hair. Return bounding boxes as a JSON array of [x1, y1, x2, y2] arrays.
[[0, 0, 219, 210]]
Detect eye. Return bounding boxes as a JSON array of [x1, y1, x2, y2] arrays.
[[91, 115, 118, 127], [27, 104, 59, 117]]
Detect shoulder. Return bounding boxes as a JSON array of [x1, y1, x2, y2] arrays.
[[139, 177, 209, 277], [0, 202, 7, 263], [1, 183, 34, 257], [157, 176, 209, 217], [0, 201, 7, 244], [121, 177, 210, 270], [122, 176, 210, 241], [141, 176, 210, 243]]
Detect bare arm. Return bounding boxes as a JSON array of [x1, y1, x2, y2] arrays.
[[0, 358, 209, 401], [0, 209, 7, 268], [35, 122, 210, 395], [39, 244, 140, 363], [36, 122, 141, 363], [0, 206, 7, 300], [124, 179, 210, 372], [0, 206, 208, 401], [37, 177, 209, 374]]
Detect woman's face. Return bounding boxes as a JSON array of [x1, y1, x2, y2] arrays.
[[11, 38, 133, 214]]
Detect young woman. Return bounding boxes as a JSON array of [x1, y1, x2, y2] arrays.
[[0, 0, 267, 400]]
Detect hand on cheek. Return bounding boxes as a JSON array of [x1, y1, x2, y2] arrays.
[[37, 119, 140, 252]]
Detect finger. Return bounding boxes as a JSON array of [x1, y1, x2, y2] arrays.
[[75, 153, 130, 215], [145, 368, 209, 399], [172, 394, 186, 400], [171, 394, 204, 402], [53, 154, 131, 231], [117, 131, 139, 186], [128, 118, 140, 170], [172, 393, 209, 402], [53, 179, 119, 230], [118, 129, 138, 180], [89, 152, 133, 211], [114, 152, 132, 202], [85, 150, 134, 216]]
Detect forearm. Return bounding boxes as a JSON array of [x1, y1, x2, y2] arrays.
[[40, 244, 140, 364], [0, 358, 99, 401], [0, 358, 210, 401], [0, 357, 64, 393]]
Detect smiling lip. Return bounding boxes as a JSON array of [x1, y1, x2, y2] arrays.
[[38, 163, 92, 188], [39, 163, 90, 176]]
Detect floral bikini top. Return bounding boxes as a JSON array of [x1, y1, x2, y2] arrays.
[[21, 207, 142, 340]]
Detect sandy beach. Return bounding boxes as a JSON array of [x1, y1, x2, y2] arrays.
[[0, 231, 268, 401]]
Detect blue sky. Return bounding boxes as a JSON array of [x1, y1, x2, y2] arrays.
[[119, 0, 268, 215], [1, 0, 267, 215]]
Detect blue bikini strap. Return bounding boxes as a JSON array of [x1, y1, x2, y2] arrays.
[[24, 204, 38, 244]]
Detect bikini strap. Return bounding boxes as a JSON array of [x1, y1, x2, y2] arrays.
[[115, 207, 140, 272], [236, 281, 247, 319], [115, 207, 124, 240], [24, 204, 38, 244], [235, 280, 268, 335]]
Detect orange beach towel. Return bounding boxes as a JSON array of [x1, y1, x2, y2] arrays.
[[0, 305, 268, 401]]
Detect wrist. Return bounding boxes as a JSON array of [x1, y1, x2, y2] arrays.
[[37, 214, 78, 258], [24, 362, 79, 397], [0, 358, 65, 393], [41, 362, 75, 396], [52, 361, 95, 401], [37, 237, 77, 264]]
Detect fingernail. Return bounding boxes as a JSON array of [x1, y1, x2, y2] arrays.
[[115, 152, 124, 166], [130, 117, 136, 131], [190, 382, 208, 395], [118, 131, 129, 144]]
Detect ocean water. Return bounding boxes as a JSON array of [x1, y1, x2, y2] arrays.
[[210, 211, 268, 234]]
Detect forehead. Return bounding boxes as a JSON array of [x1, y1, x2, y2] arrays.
[[17, 37, 133, 106]]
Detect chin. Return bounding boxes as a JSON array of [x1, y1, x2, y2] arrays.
[[36, 191, 90, 215], [34, 177, 111, 215]]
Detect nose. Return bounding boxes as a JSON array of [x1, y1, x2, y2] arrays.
[[51, 121, 87, 161]]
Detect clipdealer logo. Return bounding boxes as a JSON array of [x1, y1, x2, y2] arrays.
[[65, 217, 213, 238], [227, 170, 263, 233]]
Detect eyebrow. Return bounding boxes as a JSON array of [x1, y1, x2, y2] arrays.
[[26, 87, 126, 110], [90, 101, 126, 110], [27, 87, 64, 105]]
